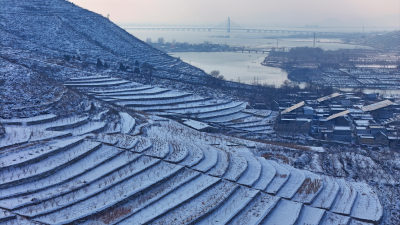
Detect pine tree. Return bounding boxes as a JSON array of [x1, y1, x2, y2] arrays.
[[96, 59, 103, 68]]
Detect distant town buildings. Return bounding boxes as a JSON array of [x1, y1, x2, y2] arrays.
[[275, 92, 400, 149]]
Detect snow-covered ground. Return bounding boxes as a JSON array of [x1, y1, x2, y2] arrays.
[[0, 112, 386, 224], [0, 0, 397, 224], [65, 76, 275, 138]]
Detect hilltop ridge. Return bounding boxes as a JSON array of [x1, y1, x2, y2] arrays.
[[0, 0, 209, 80]]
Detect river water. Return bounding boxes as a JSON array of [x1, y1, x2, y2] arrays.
[[170, 52, 287, 86], [125, 29, 369, 87]]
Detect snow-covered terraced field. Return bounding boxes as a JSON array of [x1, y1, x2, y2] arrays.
[[64, 76, 275, 138], [0, 111, 383, 225], [0, 0, 391, 224], [205, 112, 251, 123], [88, 85, 153, 94], [95, 87, 170, 96], [64, 79, 130, 87], [123, 95, 208, 108], [128, 96, 210, 110], [0, 114, 58, 126], [106, 91, 192, 102]]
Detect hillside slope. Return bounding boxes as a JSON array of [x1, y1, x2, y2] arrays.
[[0, 0, 208, 80], [0, 76, 383, 225], [0, 0, 395, 224]]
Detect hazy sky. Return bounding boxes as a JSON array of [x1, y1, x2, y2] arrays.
[[70, 0, 400, 28]]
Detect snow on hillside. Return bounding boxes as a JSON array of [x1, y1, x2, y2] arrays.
[[63, 75, 274, 139], [0, 111, 383, 225], [0, 0, 207, 81], [0, 0, 397, 224]]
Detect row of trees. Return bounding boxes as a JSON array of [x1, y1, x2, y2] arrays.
[[61, 53, 158, 83], [95, 58, 144, 74], [268, 47, 358, 69], [0, 123, 4, 137], [63, 54, 81, 61], [148, 38, 235, 53]]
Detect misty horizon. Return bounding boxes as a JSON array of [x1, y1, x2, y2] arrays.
[[70, 0, 400, 31]]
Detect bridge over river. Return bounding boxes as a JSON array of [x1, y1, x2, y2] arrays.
[[122, 26, 343, 36], [122, 17, 343, 36]]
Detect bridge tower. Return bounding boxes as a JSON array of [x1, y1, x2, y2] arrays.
[[227, 17, 231, 33], [313, 32, 316, 48]]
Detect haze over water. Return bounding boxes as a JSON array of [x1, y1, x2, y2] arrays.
[[127, 29, 369, 86]]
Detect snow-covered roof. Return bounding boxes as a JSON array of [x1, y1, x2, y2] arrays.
[[281, 101, 305, 114], [388, 136, 400, 140], [182, 119, 210, 130], [354, 120, 370, 126], [334, 126, 351, 131], [296, 118, 312, 122], [325, 110, 350, 121], [317, 93, 341, 103], [359, 135, 374, 139], [369, 125, 385, 129], [362, 100, 394, 112]]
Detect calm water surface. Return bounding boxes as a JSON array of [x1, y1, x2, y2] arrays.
[[171, 52, 288, 86], [126, 29, 370, 87]]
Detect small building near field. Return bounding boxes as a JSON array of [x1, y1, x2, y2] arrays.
[[389, 136, 400, 149], [182, 119, 214, 132], [275, 118, 311, 134], [358, 135, 375, 145], [331, 126, 353, 142]]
